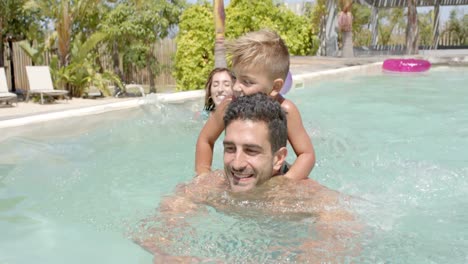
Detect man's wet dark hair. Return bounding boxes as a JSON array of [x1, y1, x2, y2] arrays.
[[223, 93, 287, 153]]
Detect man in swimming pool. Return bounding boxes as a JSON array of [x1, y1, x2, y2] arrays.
[[134, 93, 360, 263]]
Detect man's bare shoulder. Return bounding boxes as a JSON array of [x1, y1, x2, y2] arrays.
[[266, 177, 330, 195], [263, 177, 353, 217], [184, 170, 228, 199], [193, 170, 227, 187]]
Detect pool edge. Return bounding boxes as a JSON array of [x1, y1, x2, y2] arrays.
[[0, 90, 206, 129]]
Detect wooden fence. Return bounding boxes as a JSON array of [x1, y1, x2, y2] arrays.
[[437, 31, 467, 48], [2, 41, 33, 93], [2, 38, 177, 94]]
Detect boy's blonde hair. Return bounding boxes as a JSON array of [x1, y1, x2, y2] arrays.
[[227, 29, 290, 81]]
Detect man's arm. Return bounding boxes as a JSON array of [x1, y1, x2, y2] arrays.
[[195, 100, 229, 175], [281, 100, 316, 180], [133, 185, 205, 260], [133, 172, 226, 262]]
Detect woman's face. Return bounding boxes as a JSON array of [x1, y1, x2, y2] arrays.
[[210, 71, 233, 106]]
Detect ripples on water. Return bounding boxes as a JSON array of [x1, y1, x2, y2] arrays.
[[298, 68, 468, 263]]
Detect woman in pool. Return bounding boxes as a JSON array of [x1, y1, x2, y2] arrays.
[[203, 68, 235, 114]]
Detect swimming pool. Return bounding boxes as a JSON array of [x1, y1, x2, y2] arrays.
[[1, 67, 467, 263]]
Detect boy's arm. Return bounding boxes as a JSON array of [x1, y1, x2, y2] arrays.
[[195, 99, 229, 175], [282, 100, 316, 180]]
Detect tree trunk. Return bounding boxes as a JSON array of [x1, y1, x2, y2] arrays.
[[0, 21, 4, 67], [57, 1, 71, 68], [214, 0, 227, 68], [406, 0, 419, 55], [370, 7, 379, 46], [318, 0, 338, 56], [338, 1, 353, 58], [112, 41, 123, 95], [148, 46, 156, 94], [342, 31, 353, 57], [0, 36, 4, 68], [432, 0, 440, 49]]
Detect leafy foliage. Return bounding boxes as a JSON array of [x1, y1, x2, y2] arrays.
[[226, 0, 313, 55], [0, 0, 43, 67], [444, 9, 468, 45], [351, 4, 371, 46], [377, 8, 405, 45], [174, 2, 214, 91], [418, 11, 434, 47], [100, 0, 185, 92], [18, 0, 184, 97]]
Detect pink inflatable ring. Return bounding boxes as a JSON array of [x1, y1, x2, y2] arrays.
[[382, 59, 431, 73]]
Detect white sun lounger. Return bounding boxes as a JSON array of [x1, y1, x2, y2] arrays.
[[25, 66, 69, 104], [0, 67, 18, 106], [115, 84, 145, 98]]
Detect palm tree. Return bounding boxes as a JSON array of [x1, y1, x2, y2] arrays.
[[338, 0, 353, 57], [378, 8, 404, 46], [25, 0, 101, 68], [214, 0, 227, 68], [406, 0, 419, 54]]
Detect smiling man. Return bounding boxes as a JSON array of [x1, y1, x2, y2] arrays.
[[134, 93, 360, 263], [222, 92, 288, 192]]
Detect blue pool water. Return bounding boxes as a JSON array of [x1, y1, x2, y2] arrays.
[[0, 67, 467, 263]]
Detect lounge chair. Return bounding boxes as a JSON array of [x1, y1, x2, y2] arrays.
[[25, 66, 69, 104], [115, 83, 145, 98], [0, 67, 18, 106], [84, 85, 104, 98]]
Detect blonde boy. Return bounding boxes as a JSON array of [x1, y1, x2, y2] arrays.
[[195, 29, 316, 180]]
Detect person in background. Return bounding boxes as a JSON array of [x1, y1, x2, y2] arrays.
[[202, 67, 235, 116]]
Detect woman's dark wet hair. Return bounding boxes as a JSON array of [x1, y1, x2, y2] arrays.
[[204, 67, 235, 112], [223, 93, 287, 153]]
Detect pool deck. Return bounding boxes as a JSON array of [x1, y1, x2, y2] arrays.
[[1, 50, 467, 129]]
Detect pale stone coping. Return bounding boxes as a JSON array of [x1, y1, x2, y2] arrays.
[[291, 62, 383, 89], [290, 55, 468, 89], [0, 98, 143, 129]]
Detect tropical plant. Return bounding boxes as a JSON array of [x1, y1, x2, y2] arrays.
[[309, 0, 326, 36], [351, 4, 371, 46], [55, 32, 123, 97], [100, 0, 185, 93], [418, 10, 433, 47], [376, 8, 405, 45], [307, 0, 326, 54], [444, 9, 467, 45], [24, 0, 102, 68], [18, 33, 56, 65]]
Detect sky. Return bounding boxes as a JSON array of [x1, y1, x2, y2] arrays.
[[187, 0, 468, 22]]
